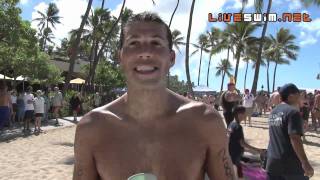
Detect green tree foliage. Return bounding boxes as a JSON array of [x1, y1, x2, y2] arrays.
[[167, 75, 192, 95]]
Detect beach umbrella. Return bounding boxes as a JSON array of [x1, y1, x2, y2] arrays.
[[0, 74, 13, 80], [70, 78, 85, 84]]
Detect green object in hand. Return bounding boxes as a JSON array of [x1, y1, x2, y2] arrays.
[[127, 173, 157, 180]]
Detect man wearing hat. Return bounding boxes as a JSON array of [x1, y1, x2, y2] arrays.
[[266, 83, 314, 180]]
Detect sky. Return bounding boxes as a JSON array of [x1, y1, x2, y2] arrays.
[[18, 0, 320, 92]]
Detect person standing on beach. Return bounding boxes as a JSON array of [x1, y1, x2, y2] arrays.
[[0, 80, 12, 130], [93, 92, 101, 108], [266, 83, 314, 180], [269, 87, 281, 110], [242, 89, 254, 126], [311, 90, 320, 131], [23, 86, 34, 132], [221, 83, 241, 126], [70, 92, 82, 122], [299, 91, 310, 141], [52, 87, 63, 126], [73, 12, 236, 180], [10, 89, 17, 127], [33, 90, 45, 133]]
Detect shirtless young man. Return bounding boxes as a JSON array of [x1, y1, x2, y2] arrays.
[[269, 87, 281, 110], [73, 12, 236, 180]]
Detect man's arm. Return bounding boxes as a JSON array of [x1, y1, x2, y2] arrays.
[[240, 139, 262, 154], [203, 110, 236, 180], [73, 116, 99, 180]]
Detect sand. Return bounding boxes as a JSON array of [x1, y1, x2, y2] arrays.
[[0, 116, 319, 180]]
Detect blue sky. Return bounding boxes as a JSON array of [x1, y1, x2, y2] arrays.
[[18, 0, 320, 92]]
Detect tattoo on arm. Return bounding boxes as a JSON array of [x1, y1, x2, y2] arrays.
[[218, 149, 234, 180]]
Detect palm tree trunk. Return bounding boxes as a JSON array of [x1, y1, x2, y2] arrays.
[[206, 54, 212, 87], [267, 59, 270, 94], [168, 0, 179, 28], [185, 0, 196, 96], [221, 71, 226, 92], [244, 60, 249, 90], [234, 49, 241, 84], [251, 0, 272, 95], [197, 48, 203, 86], [272, 62, 278, 92], [167, 0, 179, 89], [101, 0, 105, 9], [64, 0, 93, 91]]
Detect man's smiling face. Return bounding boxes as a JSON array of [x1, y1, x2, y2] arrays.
[[119, 21, 175, 89]]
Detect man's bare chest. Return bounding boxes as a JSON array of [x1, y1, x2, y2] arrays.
[[93, 121, 207, 179]]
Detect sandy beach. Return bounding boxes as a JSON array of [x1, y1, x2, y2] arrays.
[[0, 115, 319, 180]]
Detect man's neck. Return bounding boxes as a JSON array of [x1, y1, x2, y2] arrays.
[[124, 87, 172, 122]]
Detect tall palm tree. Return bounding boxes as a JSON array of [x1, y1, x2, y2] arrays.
[[268, 28, 299, 91], [242, 40, 259, 89], [185, 0, 196, 96], [252, 0, 271, 95], [262, 36, 273, 94], [227, 21, 258, 84], [206, 27, 223, 87], [191, 33, 209, 86], [34, 3, 61, 51], [216, 59, 233, 92], [64, 0, 93, 91], [172, 29, 185, 54], [169, 0, 179, 28]]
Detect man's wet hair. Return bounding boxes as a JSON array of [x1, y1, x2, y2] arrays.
[[279, 83, 300, 102], [232, 105, 246, 117], [119, 12, 173, 50]]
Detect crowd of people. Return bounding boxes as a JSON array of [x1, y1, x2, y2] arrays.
[[0, 80, 106, 134]]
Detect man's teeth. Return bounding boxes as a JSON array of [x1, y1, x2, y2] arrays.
[[136, 65, 157, 71]]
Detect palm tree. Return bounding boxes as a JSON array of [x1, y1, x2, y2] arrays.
[[33, 3, 61, 51], [252, 0, 271, 95], [242, 40, 259, 89], [172, 29, 185, 53], [168, 0, 179, 28], [216, 59, 233, 92], [185, 0, 196, 96], [206, 27, 223, 87], [262, 36, 273, 94], [268, 28, 299, 91], [64, 0, 93, 91], [227, 21, 258, 84], [191, 33, 209, 86]]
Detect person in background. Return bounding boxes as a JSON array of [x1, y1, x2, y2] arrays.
[[10, 89, 18, 127], [266, 83, 314, 180], [299, 91, 310, 141], [16, 90, 25, 125], [33, 90, 45, 133], [52, 86, 63, 126], [70, 92, 82, 122], [42, 89, 50, 122], [23, 86, 34, 133], [93, 92, 101, 108], [242, 89, 255, 126], [221, 83, 241, 126], [269, 87, 281, 110], [0, 80, 12, 131], [228, 105, 264, 179], [311, 90, 320, 131]]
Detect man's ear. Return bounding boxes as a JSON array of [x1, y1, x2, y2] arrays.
[[169, 50, 176, 68]]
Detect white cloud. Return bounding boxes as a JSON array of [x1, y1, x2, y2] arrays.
[[225, 0, 254, 10], [20, 0, 29, 5], [298, 18, 320, 32], [288, 0, 302, 10], [31, 0, 88, 47], [300, 35, 317, 46]]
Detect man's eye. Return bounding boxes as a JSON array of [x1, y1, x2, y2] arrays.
[[151, 41, 161, 46], [129, 41, 138, 46]]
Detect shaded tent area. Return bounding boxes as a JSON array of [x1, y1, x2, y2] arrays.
[[193, 85, 216, 97]]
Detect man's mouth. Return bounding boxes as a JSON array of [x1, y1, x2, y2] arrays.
[[134, 65, 159, 74]]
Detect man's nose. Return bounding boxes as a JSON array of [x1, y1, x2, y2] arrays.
[[138, 44, 153, 59]]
